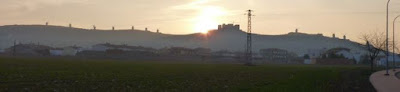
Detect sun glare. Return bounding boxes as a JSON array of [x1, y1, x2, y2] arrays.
[[195, 20, 216, 34], [193, 7, 226, 34]]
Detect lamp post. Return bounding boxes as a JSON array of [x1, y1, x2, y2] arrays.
[[393, 15, 400, 71], [385, 0, 391, 76]]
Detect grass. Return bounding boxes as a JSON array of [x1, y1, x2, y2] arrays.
[[0, 57, 375, 92]]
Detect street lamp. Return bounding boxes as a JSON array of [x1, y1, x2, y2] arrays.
[[393, 15, 400, 71], [385, 0, 391, 76]]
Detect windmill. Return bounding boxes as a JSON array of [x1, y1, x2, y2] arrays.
[[93, 25, 96, 30]]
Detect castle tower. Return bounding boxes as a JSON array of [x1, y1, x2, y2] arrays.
[[69, 23, 72, 28], [132, 26, 134, 30], [145, 28, 148, 31], [332, 33, 336, 38], [157, 29, 160, 33], [93, 25, 96, 30], [295, 29, 298, 33], [112, 26, 115, 31], [343, 35, 347, 40], [218, 23, 240, 31]]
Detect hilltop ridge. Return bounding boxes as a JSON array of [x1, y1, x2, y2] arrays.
[[0, 25, 367, 56]]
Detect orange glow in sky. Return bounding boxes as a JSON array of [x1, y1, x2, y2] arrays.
[[1, 0, 400, 42], [193, 6, 226, 34]]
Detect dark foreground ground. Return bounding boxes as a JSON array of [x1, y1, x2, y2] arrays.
[[0, 57, 376, 92]]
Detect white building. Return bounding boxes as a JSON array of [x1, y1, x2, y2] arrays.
[[377, 55, 400, 66], [50, 49, 63, 56], [62, 47, 79, 56], [50, 46, 81, 56]]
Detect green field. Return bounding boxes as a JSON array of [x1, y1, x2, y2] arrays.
[[0, 57, 375, 92]]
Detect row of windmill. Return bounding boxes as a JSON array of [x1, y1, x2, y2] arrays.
[[44, 22, 160, 33]]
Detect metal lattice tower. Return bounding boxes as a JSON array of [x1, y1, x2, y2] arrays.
[[245, 10, 253, 65]]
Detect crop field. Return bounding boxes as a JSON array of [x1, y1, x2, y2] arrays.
[[0, 57, 375, 92]]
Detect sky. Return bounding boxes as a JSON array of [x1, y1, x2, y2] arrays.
[[1, 0, 400, 43]]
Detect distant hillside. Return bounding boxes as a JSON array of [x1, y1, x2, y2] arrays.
[[0, 25, 367, 56]]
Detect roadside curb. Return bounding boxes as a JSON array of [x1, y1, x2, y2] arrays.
[[370, 69, 400, 92]]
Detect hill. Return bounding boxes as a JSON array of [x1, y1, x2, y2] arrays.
[[0, 25, 367, 56]]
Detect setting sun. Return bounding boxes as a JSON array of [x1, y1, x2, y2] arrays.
[[193, 6, 226, 34], [194, 20, 215, 34]]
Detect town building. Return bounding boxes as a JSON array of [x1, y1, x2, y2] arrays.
[[4, 43, 53, 56], [50, 48, 63, 56], [259, 48, 297, 63], [193, 48, 212, 56], [63, 46, 81, 56], [311, 48, 361, 65], [162, 47, 195, 56], [377, 55, 400, 66], [306, 48, 327, 59], [212, 50, 235, 57], [91, 43, 132, 51], [50, 46, 82, 56], [91, 43, 156, 52]]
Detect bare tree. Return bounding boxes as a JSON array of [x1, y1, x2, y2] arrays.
[[360, 31, 392, 72]]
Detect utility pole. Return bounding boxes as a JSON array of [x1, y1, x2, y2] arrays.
[[393, 15, 400, 71], [245, 9, 254, 66], [385, 0, 391, 76]]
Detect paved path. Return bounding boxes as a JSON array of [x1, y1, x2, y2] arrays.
[[370, 69, 400, 92]]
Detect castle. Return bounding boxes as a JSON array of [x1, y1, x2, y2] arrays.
[[218, 24, 240, 31]]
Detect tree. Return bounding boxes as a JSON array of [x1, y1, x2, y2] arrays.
[[360, 31, 390, 72]]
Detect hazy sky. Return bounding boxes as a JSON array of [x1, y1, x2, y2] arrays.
[[1, 0, 400, 42]]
